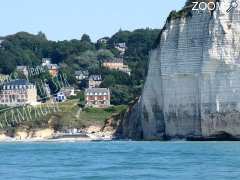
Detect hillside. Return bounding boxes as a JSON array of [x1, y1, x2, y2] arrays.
[[0, 29, 160, 105], [0, 28, 160, 135]]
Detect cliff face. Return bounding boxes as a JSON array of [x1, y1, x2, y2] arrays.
[[117, 0, 240, 140]]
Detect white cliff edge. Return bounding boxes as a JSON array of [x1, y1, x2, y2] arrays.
[[117, 0, 240, 140]]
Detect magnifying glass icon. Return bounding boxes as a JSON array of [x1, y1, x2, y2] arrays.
[[227, 0, 238, 13]]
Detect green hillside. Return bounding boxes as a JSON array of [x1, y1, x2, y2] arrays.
[[0, 29, 160, 105]]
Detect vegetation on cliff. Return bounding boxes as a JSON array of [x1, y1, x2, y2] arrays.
[[0, 99, 128, 132]]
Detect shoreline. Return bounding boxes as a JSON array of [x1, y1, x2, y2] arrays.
[[0, 131, 114, 143], [1, 136, 240, 143], [0, 136, 113, 143]]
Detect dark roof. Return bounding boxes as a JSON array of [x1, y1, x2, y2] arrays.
[[75, 70, 89, 76], [85, 88, 109, 94], [89, 75, 102, 81], [16, 66, 28, 70], [3, 79, 32, 86], [103, 58, 123, 63]]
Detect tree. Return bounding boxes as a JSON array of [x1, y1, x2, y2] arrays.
[[81, 34, 91, 43], [37, 31, 47, 40], [97, 49, 114, 61]]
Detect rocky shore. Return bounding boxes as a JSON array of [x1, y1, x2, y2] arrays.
[[0, 126, 114, 142]]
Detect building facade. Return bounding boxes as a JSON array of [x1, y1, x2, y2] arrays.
[[102, 58, 131, 75], [55, 92, 66, 102], [41, 58, 59, 77], [103, 58, 124, 69], [85, 88, 110, 108], [16, 66, 29, 78], [0, 79, 38, 106], [114, 42, 127, 55], [75, 70, 89, 81], [41, 58, 51, 66], [88, 75, 102, 88]]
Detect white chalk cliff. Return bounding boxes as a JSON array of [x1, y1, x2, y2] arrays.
[[117, 0, 240, 140]]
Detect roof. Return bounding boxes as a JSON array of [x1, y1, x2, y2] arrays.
[[89, 75, 102, 81], [47, 64, 59, 69], [16, 66, 28, 70], [75, 70, 89, 76], [115, 42, 126, 48], [3, 79, 33, 86], [103, 58, 123, 63], [85, 88, 109, 94], [42, 58, 51, 62]]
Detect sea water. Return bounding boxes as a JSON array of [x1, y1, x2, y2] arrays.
[[0, 141, 240, 180]]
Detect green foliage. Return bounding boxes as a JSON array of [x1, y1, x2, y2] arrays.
[[97, 49, 114, 61], [66, 50, 99, 71], [0, 32, 96, 74], [81, 34, 91, 43], [0, 28, 160, 105], [110, 85, 133, 105]]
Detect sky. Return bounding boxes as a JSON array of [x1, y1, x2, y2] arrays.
[[0, 0, 186, 42]]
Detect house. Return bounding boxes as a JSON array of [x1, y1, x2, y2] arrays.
[[75, 70, 89, 81], [114, 42, 127, 55], [88, 75, 102, 88], [102, 58, 131, 75], [41, 58, 51, 66], [0, 79, 38, 106], [98, 37, 109, 44], [16, 66, 29, 78], [41, 58, 59, 77], [103, 58, 124, 69], [55, 92, 66, 102], [47, 64, 59, 77], [85, 88, 110, 108]]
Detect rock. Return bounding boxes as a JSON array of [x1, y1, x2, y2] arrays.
[[118, 0, 240, 140], [33, 129, 54, 139], [14, 128, 54, 140], [15, 130, 29, 140], [86, 125, 101, 134], [0, 133, 11, 141]]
